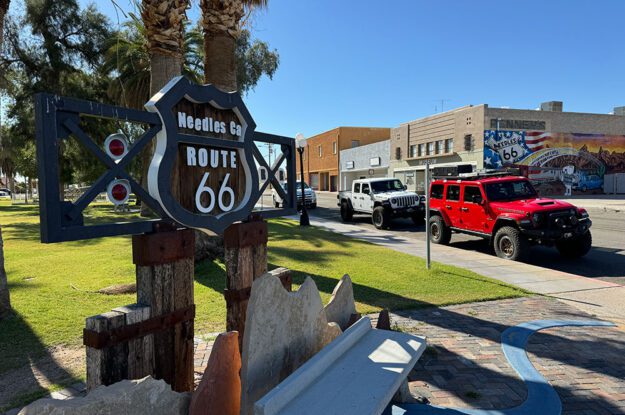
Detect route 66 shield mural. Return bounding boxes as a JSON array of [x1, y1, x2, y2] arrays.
[[146, 76, 259, 234]]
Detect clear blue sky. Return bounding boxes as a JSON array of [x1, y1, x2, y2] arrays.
[[79, 0, 625, 138]]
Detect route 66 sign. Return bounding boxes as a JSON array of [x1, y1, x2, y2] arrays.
[[146, 76, 259, 234]]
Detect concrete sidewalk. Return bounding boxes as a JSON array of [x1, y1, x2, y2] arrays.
[[298, 216, 625, 322], [558, 194, 625, 212]]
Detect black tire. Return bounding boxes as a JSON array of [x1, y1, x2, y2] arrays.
[[273, 198, 280, 208], [493, 226, 528, 261], [372, 206, 391, 229], [411, 212, 425, 226], [340, 201, 353, 222], [429, 215, 451, 245], [556, 230, 592, 258]]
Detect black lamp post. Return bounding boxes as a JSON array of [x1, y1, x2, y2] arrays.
[[295, 133, 310, 226]]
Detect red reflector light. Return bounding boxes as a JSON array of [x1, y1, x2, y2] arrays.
[[111, 183, 127, 201], [108, 139, 125, 157]]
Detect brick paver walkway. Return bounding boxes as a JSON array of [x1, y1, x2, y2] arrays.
[[392, 296, 625, 414]]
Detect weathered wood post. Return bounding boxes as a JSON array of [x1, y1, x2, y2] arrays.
[[223, 215, 268, 351], [133, 225, 195, 392]]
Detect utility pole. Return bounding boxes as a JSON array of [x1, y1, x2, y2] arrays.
[[425, 161, 431, 270]]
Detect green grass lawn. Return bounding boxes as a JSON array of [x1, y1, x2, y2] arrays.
[[0, 200, 527, 377]]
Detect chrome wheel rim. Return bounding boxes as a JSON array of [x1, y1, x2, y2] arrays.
[[431, 223, 440, 239], [373, 211, 382, 226]]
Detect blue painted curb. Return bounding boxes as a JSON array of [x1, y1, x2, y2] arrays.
[[387, 319, 616, 415]]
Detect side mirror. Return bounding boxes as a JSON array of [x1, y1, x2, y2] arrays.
[[471, 194, 483, 205], [362, 188, 370, 195], [403, 185, 408, 191]]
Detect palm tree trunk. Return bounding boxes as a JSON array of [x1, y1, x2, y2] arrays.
[[204, 34, 237, 91], [140, 53, 182, 217], [0, 226, 11, 319]]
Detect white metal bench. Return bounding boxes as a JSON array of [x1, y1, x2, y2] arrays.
[[254, 316, 426, 415]]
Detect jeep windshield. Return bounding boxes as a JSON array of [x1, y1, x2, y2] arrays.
[[484, 180, 537, 201], [370, 179, 404, 193]]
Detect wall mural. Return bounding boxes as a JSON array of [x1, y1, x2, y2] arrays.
[[484, 130, 625, 195]]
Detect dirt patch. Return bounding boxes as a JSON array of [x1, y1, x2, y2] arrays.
[[0, 345, 84, 411], [98, 283, 136, 295]]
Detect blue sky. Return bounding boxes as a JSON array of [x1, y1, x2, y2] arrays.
[[73, 0, 625, 138]]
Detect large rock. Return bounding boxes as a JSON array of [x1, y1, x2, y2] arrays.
[[0, 226, 11, 318], [240, 274, 342, 415], [323, 274, 357, 331], [19, 376, 190, 415], [194, 230, 223, 262], [189, 332, 241, 415]]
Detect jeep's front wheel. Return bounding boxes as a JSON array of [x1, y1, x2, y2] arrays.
[[494, 226, 528, 261], [429, 215, 451, 245], [556, 230, 592, 258], [372, 206, 391, 229], [340, 201, 353, 222]]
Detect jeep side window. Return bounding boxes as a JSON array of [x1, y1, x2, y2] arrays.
[[362, 183, 370, 194], [446, 185, 460, 201], [463, 186, 482, 203], [430, 184, 444, 199], [354, 183, 361, 193]]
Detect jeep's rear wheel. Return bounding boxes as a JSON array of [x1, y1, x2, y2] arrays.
[[340, 201, 353, 222], [556, 230, 592, 258], [411, 212, 425, 226], [372, 206, 391, 229], [494, 226, 528, 261], [429, 215, 451, 245]]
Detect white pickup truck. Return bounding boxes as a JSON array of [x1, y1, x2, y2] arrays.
[[337, 178, 425, 229]]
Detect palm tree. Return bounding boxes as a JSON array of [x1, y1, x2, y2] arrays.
[[139, 0, 188, 215], [199, 0, 267, 91]]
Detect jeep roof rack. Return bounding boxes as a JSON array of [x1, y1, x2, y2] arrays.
[[433, 168, 523, 181]]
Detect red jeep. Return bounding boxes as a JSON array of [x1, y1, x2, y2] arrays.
[[428, 173, 592, 261]]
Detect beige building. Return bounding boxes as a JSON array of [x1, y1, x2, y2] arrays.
[[390, 102, 625, 195]]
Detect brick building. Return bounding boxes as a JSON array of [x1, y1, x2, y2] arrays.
[[297, 127, 390, 191]]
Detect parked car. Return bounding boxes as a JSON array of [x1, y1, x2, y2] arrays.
[[428, 172, 592, 261], [573, 174, 603, 192], [337, 178, 424, 229], [272, 181, 317, 209], [0, 190, 9, 198]]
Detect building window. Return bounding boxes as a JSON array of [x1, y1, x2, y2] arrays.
[[318, 145, 322, 158], [418, 143, 425, 157], [395, 147, 401, 160], [427, 142, 434, 156], [436, 140, 443, 155], [464, 135, 473, 151], [409, 145, 417, 158], [351, 140, 360, 148], [333, 141, 337, 154], [445, 138, 453, 153]]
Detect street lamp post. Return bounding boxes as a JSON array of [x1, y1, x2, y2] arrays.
[[295, 133, 310, 226]]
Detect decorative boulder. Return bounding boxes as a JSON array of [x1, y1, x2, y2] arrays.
[[324, 274, 357, 330], [189, 332, 241, 415], [240, 274, 342, 415], [18, 376, 190, 415]]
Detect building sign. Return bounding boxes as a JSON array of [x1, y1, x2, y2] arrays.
[[490, 119, 546, 130], [147, 77, 258, 234], [346, 161, 355, 169], [370, 157, 381, 167]]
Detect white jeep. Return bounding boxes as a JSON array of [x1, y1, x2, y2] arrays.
[[337, 178, 424, 229]]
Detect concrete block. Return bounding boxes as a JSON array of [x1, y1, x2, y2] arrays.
[[240, 274, 342, 415]]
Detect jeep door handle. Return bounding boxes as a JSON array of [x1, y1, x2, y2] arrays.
[[445, 205, 452, 209], [461, 207, 469, 212]]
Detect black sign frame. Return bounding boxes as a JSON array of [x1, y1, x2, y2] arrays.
[[35, 88, 297, 243]]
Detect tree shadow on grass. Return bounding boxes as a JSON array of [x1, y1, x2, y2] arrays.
[[0, 204, 40, 217], [0, 311, 81, 411], [267, 219, 353, 249]]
